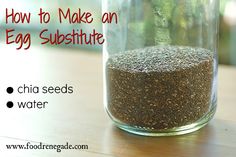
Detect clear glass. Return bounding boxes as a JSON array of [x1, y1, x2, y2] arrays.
[[103, 0, 219, 136]]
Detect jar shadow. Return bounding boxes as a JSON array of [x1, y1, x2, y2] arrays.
[[103, 119, 235, 157]]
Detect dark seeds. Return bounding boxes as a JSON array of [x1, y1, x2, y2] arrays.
[[106, 46, 213, 130]]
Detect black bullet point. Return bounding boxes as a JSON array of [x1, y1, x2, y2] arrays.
[[6, 101, 14, 108], [6, 87, 14, 94]]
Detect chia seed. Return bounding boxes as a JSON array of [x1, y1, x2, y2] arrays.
[[106, 46, 213, 130]]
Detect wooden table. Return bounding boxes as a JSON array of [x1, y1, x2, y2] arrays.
[[0, 46, 235, 157]]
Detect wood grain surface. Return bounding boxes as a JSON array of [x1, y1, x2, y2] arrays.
[[0, 46, 235, 157]]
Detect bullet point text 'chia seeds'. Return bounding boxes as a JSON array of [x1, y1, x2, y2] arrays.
[[106, 46, 213, 130]]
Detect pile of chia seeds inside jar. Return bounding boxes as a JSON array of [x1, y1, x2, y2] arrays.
[[106, 46, 213, 130]]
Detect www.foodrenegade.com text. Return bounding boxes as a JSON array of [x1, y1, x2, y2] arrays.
[[5, 142, 88, 153]]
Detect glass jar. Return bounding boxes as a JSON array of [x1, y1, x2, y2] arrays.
[[103, 0, 219, 136]]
